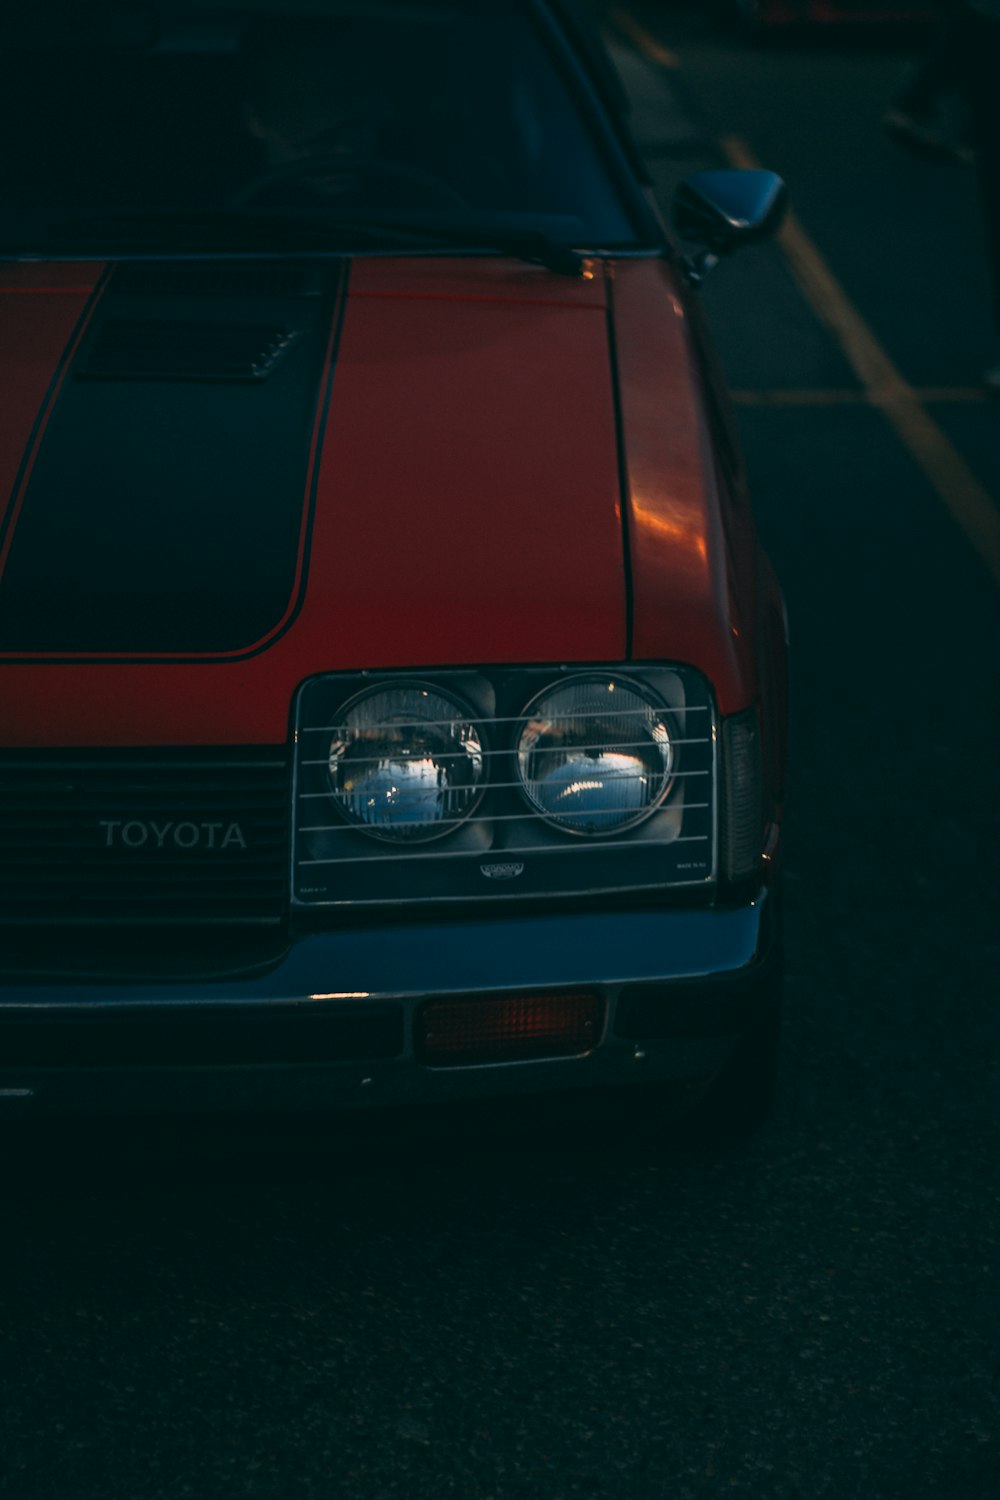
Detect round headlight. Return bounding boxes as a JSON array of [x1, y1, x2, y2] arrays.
[[328, 684, 485, 843], [516, 676, 673, 835]]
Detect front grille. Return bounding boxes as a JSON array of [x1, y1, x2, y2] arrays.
[[0, 749, 290, 926]]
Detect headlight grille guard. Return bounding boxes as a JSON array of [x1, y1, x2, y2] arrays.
[[292, 664, 719, 910]]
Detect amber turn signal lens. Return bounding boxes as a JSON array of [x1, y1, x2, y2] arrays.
[[418, 992, 603, 1067]]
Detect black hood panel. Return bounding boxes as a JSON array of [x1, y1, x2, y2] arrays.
[[0, 261, 344, 657]]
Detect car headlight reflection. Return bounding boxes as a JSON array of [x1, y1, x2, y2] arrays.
[[328, 684, 485, 842], [516, 676, 673, 835]]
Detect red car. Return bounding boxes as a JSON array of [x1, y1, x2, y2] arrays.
[[0, 1, 788, 1136]]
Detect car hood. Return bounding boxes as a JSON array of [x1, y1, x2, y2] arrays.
[[0, 257, 741, 746]]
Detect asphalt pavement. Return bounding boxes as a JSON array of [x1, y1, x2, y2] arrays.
[[1, 7, 998, 1498]]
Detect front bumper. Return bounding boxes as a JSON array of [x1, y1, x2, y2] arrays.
[[0, 891, 779, 1117]]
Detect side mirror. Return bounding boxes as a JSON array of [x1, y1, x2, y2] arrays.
[[672, 169, 787, 281]]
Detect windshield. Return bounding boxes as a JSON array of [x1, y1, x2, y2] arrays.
[[0, 1, 641, 257]]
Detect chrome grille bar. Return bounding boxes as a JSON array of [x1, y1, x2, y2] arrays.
[[299, 705, 711, 732], [300, 804, 711, 833], [300, 835, 712, 867], [300, 739, 711, 767]]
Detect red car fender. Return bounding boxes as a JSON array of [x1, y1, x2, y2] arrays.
[[610, 257, 756, 715]]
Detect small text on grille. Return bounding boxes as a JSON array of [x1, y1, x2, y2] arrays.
[[99, 820, 248, 851], [480, 862, 525, 881]]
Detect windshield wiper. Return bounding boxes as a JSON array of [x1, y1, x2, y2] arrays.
[[336, 215, 589, 276], [44, 210, 589, 277]]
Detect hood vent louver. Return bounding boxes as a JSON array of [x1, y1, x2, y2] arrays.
[[78, 318, 301, 382]]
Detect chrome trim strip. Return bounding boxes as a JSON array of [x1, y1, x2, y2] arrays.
[[300, 839, 711, 869], [298, 769, 709, 798], [299, 805, 710, 834], [300, 737, 711, 764]]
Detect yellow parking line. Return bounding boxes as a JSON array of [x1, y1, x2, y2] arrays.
[[610, 7, 681, 68], [722, 135, 1000, 586], [732, 388, 993, 407]]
